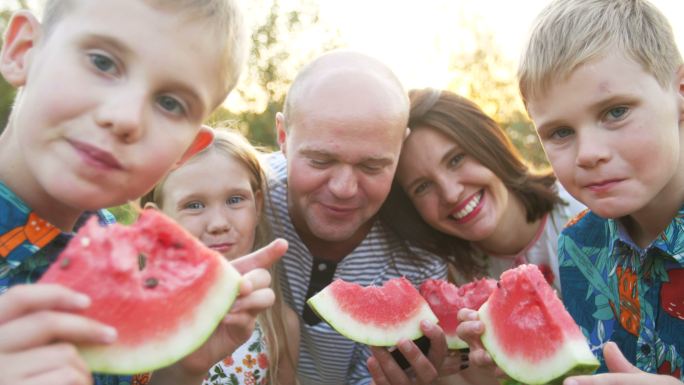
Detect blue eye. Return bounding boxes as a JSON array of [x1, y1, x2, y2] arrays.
[[88, 53, 116, 73], [227, 196, 244, 205], [550, 127, 574, 140], [185, 201, 204, 210], [607, 106, 628, 120], [157, 95, 185, 115]]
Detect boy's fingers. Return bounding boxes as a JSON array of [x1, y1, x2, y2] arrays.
[[0, 311, 116, 352], [13, 365, 93, 385], [603, 342, 640, 374], [0, 284, 90, 324], [231, 239, 288, 274], [4, 343, 90, 380]]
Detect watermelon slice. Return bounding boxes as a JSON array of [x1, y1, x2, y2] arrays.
[[419, 278, 496, 349], [39, 209, 242, 374], [479, 264, 599, 385], [306, 277, 438, 346]]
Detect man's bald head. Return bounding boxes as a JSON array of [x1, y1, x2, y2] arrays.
[[281, 51, 409, 132]]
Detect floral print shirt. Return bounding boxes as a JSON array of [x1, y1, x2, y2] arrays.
[[0, 180, 148, 385], [558, 205, 684, 380], [203, 322, 270, 385]]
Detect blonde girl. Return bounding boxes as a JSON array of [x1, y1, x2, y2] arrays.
[[143, 128, 299, 385]]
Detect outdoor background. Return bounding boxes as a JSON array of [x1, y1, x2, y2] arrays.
[[1, 0, 683, 222]]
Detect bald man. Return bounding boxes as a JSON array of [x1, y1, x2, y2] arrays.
[[266, 50, 449, 385]]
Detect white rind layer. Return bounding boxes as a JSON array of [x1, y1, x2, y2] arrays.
[[307, 287, 438, 346], [479, 301, 599, 385], [82, 258, 242, 374]]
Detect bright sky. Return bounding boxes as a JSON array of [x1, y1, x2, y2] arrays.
[[316, 0, 684, 90]]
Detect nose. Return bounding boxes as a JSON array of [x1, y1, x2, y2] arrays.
[[94, 87, 146, 143], [328, 165, 358, 200], [206, 206, 231, 234], [438, 174, 464, 204], [575, 129, 610, 168]]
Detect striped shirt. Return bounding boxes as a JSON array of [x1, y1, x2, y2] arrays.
[[265, 152, 447, 385]]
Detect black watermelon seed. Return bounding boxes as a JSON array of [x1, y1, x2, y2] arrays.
[[138, 254, 146, 270], [144, 277, 159, 288]]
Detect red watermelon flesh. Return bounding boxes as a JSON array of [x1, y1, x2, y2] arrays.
[[306, 277, 438, 346], [479, 264, 598, 385], [39, 209, 242, 374], [419, 278, 496, 349]]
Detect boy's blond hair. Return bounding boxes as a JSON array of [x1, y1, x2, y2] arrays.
[[41, 0, 247, 103], [518, 0, 683, 103]]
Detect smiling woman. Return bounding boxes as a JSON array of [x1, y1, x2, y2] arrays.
[[381, 89, 585, 288]]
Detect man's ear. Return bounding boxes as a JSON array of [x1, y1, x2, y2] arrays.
[[275, 112, 288, 155], [0, 11, 41, 87], [175, 125, 213, 167]]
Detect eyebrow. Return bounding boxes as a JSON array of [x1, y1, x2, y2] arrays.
[[300, 149, 394, 165], [81, 33, 208, 117]]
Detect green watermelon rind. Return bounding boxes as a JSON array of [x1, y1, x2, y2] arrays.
[[479, 301, 599, 385], [446, 335, 468, 350], [307, 285, 438, 347], [81, 258, 242, 374]]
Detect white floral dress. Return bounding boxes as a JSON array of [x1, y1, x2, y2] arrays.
[[203, 323, 269, 385]]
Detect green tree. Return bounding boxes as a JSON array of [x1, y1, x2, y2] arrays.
[[209, 0, 340, 149]]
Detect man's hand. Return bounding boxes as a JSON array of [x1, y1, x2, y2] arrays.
[[367, 320, 449, 385], [563, 342, 683, 385]]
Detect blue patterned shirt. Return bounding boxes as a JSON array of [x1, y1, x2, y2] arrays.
[[558, 205, 684, 380], [0, 180, 141, 385]]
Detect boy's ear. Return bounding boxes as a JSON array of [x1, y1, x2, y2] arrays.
[[275, 112, 288, 156], [676, 65, 684, 123], [175, 125, 213, 167], [143, 202, 159, 210], [0, 11, 41, 87]]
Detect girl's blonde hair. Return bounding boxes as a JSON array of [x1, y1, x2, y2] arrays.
[[142, 128, 295, 384]]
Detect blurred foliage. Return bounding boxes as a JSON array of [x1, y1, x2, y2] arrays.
[[107, 203, 139, 225], [446, 24, 549, 170], [209, 0, 341, 149]]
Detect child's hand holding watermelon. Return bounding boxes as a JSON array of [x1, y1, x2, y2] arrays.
[[0, 284, 118, 385]]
